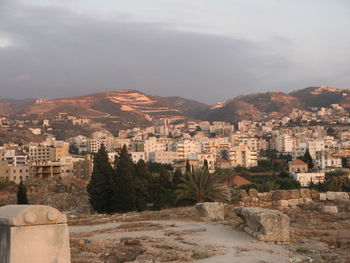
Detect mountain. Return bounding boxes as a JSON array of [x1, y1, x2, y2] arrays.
[[0, 90, 209, 125], [205, 90, 306, 122], [290, 86, 350, 108], [1, 86, 349, 127]]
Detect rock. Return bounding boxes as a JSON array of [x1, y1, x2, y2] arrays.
[[310, 190, 320, 200], [275, 200, 289, 207], [289, 190, 301, 199], [195, 202, 224, 221], [321, 206, 338, 214], [319, 193, 327, 201], [235, 207, 290, 242], [303, 198, 313, 204], [238, 190, 248, 198], [288, 199, 299, 207], [334, 192, 349, 200], [300, 189, 311, 198], [248, 189, 259, 197], [272, 190, 291, 201], [326, 191, 336, 201]]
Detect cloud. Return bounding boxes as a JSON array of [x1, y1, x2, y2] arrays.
[[0, 0, 348, 104]]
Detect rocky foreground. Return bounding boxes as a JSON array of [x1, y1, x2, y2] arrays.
[[67, 200, 350, 263]]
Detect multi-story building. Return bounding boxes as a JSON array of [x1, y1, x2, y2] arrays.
[[148, 151, 179, 164], [228, 145, 257, 167], [275, 134, 293, 154]]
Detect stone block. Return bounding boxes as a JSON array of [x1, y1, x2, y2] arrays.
[[298, 198, 305, 205], [288, 199, 299, 207], [334, 192, 349, 200], [300, 189, 311, 198], [248, 189, 259, 197], [235, 207, 290, 242], [276, 200, 289, 207], [322, 206, 338, 214], [0, 205, 71, 263], [195, 202, 224, 221], [303, 198, 313, 204], [289, 190, 301, 199], [272, 190, 291, 201], [326, 191, 336, 201], [319, 193, 327, 201], [238, 190, 248, 198], [310, 190, 320, 200]]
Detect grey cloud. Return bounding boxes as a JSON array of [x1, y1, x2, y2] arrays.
[[0, 1, 318, 103]]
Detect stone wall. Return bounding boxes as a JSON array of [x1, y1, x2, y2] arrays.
[[237, 189, 349, 208]]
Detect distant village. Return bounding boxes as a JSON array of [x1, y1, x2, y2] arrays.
[[1, 102, 350, 188]]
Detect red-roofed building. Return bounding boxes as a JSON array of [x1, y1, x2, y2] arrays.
[[225, 175, 252, 188], [289, 159, 308, 173]]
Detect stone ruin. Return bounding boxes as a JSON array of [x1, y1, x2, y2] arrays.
[[235, 207, 290, 243], [0, 205, 71, 263], [195, 202, 225, 221], [237, 189, 349, 208]]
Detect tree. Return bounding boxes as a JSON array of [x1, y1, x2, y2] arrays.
[[185, 159, 191, 175], [87, 144, 114, 213], [176, 168, 230, 203], [203, 159, 209, 170], [112, 145, 136, 212], [17, 180, 29, 204], [134, 159, 150, 211], [150, 168, 176, 209], [303, 149, 314, 170], [172, 168, 182, 189], [69, 143, 79, 155]]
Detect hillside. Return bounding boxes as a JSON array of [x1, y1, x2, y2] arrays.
[[1, 86, 349, 126], [290, 86, 350, 108], [0, 90, 209, 125]]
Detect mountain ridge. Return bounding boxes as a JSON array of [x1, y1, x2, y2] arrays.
[[1, 86, 349, 125]]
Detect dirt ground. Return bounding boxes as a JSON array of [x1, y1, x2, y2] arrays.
[[68, 202, 350, 263]]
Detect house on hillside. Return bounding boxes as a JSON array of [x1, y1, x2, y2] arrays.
[[289, 159, 308, 173]]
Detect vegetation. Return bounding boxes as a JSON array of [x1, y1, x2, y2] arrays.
[[176, 168, 230, 203], [309, 169, 350, 192], [87, 144, 115, 213], [17, 180, 29, 204], [88, 145, 190, 213], [0, 178, 14, 191]]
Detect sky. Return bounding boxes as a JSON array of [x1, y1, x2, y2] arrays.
[[0, 0, 349, 104]]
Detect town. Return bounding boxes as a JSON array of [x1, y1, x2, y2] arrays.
[[1, 100, 350, 189]]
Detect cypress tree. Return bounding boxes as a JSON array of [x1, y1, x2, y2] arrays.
[[112, 145, 136, 212], [87, 144, 114, 213], [134, 159, 150, 211], [185, 159, 191, 175], [303, 149, 314, 170], [172, 168, 182, 189], [203, 159, 209, 170], [17, 180, 29, 204]]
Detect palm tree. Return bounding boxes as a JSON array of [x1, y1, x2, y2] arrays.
[[176, 168, 230, 203]]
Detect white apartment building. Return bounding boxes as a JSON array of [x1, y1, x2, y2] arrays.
[[143, 137, 168, 154], [173, 139, 202, 159], [131, 152, 146, 163], [315, 152, 342, 169], [87, 137, 115, 153], [148, 151, 179, 164], [228, 145, 257, 168], [275, 134, 293, 154], [292, 172, 326, 187], [307, 139, 325, 157]]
